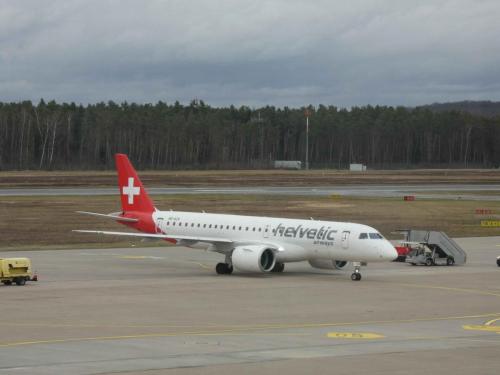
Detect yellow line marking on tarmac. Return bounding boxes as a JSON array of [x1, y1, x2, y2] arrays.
[[0, 313, 499, 330], [327, 332, 384, 339], [0, 330, 311, 348], [463, 325, 500, 333], [463, 316, 500, 334], [485, 317, 500, 326], [1, 312, 499, 348]]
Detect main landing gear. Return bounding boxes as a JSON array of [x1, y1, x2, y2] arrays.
[[216, 254, 233, 275], [350, 262, 362, 281], [216, 263, 233, 274], [271, 262, 285, 273]]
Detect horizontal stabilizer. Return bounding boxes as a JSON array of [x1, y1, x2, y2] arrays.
[[76, 211, 138, 223], [73, 230, 233, 244]]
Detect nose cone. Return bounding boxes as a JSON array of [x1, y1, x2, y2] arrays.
[[383, 242, 399, 261]]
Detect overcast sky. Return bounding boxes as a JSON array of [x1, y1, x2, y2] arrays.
[[1, 0, 499, 107]]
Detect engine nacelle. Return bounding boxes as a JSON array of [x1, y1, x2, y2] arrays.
[[232, 245, 276, 272], [334, 260, 349, 269], [308, 259, 350, 270]]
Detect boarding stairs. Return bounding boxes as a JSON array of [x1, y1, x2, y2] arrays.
[[406, 230, 467, 265]]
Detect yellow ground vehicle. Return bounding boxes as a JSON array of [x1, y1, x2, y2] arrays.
[[0, 258, 36, 286]]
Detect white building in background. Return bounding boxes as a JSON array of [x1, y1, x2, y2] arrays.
[[350, 163, 367, 171], [274, 160, 302, 170]]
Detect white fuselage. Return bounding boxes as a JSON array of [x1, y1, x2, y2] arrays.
[[152, 210, 397, 263]]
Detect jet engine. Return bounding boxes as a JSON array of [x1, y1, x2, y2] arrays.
[[308, 259, 350, 270], [232, 245, 276, 272]]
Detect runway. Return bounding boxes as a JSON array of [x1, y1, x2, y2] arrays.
[[1, 237, 499, 374], [1, 183, 500, 200]]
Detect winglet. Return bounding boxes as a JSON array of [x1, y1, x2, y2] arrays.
[[115, 154, 155, 213]]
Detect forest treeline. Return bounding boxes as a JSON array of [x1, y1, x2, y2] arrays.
[[1, 100, 499, 170]]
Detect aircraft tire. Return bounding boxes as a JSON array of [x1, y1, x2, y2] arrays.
[[351, 273, 361, 281], [216, 263, 226, 274], [271, 263, 285, 273], [216, 263, 233, 275]]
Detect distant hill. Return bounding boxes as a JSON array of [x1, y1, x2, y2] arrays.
[[420, 100, 500, 118]]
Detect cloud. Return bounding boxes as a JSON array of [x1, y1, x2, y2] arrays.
[[1, 0, 499, 107]]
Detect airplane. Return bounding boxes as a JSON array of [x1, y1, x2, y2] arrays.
[[74, 154, 398, 281]]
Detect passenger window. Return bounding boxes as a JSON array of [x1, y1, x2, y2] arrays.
[[185, 223, 188, 227], [359, 233, 368, 239], [245, 227, 249, 231], [167, 221, 170, 226], [197, 223, 200, 227], [239, 226, 242, 230], [191, 223, 194, 227], [203, 224, 206, 228], [214, 225, 218, 229], [252, 228, 255, 231], [209, 224, 212, 228], [258, 228, 262, 232]]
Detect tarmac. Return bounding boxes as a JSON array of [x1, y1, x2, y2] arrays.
[[1, 236, 500, 374]]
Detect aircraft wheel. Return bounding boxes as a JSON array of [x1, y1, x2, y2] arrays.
[[271, 263, 285, 273], [351, 273, 361, 281], [216, 263, 232, 275], [216, 263, 226, 274]]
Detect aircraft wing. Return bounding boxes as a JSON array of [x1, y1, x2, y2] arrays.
[[73, 230, 233, 244], [76, 211, 139, 223]]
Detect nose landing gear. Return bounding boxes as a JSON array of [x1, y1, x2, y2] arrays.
[[351, 262, 362, 281]]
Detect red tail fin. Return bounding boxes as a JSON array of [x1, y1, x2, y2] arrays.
[[115, 154, 155, 213]]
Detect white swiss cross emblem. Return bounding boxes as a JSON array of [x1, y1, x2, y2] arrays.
[[122, 177, 140, 204]]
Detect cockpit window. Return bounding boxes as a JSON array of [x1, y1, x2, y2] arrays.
[[369, 233, 383, 239], [359, 233, 368, 239]]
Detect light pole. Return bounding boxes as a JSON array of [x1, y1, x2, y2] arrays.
[[304, 109, 310, 170]]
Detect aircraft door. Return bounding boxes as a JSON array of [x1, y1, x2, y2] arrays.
[[341, 231, 350, 249], [263, 224, 270, 238], [156, 218, 163, 234]]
